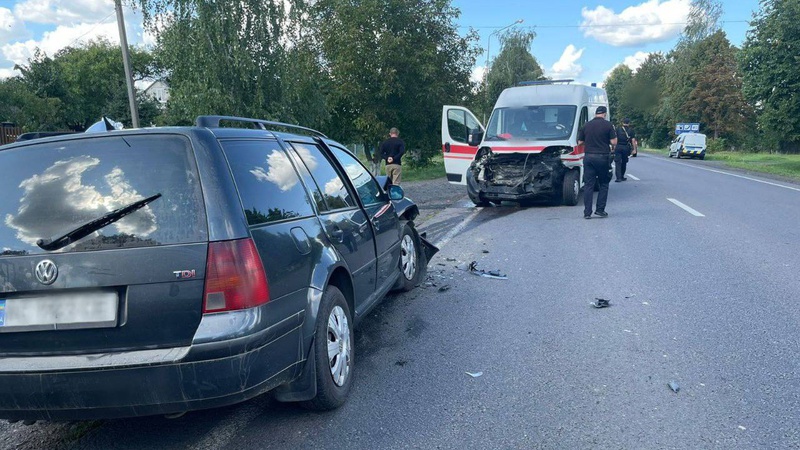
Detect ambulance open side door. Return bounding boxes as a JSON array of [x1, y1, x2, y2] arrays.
[[441, 105, 484, 185]]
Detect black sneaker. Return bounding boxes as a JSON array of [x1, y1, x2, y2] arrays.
[[584, 214, 592, 219], [614, 179, 622, 182], [594, 211, 608, 218]]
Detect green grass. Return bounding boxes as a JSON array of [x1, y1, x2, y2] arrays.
[[359, 153, 447, 183], [641, 148, 800, 181]]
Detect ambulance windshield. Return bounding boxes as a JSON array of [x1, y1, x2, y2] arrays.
[[485, 105, 577, 142]]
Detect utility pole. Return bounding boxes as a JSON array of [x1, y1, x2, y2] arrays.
[[484, 19, 523, 123], [115, 0, 140, 128]]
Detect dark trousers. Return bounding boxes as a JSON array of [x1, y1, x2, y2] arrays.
[[614, 147, 630, 181], [583, 153, 611, 215]]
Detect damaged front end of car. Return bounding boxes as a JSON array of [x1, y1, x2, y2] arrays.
[[467, 146, 568, 203]]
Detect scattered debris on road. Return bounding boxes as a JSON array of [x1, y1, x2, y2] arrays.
[[395, 360, 408, 367], [482, 249, 490, 254], [438, 285, 451, 292], [445, 257, 457, 262], [465, 371, 483, 378], [591, 298, 611, 308], [738, 425, 747, 431], [668, 381, 680, 393], [458, 261, 508, 279]]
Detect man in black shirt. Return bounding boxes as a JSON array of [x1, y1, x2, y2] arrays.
[[380, 127, 405, 184], [577, 106, 617, 219], [614, 118, 636, 182]]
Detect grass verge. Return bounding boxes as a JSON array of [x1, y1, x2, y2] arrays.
[[361, 154, 446, 183], [640, 148, 800, 181]]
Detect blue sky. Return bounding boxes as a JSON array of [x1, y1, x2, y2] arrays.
[[454, 0, 760, 84], [0, 0, 761, 85]]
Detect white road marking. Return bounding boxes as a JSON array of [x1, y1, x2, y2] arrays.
[[627, 174, 640, 180], [433, 208, 481, 248], [667, 198, 705, 217], [653, 155, 800, 192]]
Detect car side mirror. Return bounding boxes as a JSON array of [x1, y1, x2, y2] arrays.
[[468, 130, 483, 146], [388, 185, 405, 201]]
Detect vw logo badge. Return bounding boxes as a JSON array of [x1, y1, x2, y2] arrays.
[[35, 260, 58, 285]]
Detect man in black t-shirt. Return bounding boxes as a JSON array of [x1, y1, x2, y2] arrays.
[[577, 106, 617, 219], [380, 127, 405, 184]]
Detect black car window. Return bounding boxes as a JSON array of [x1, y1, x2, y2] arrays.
[[0, 134, 207, 256], [221, 139, 314, 226], [290, 142, 356, 211], [285, 146, 327, 213], [329, 146, 385, 207]]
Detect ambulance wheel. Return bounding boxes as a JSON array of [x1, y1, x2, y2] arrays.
[[562, 170, 580, 206]]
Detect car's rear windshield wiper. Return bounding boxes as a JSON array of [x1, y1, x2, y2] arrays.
[[36, 193, 162, 251]]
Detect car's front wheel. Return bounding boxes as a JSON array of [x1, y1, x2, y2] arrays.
[[397, 223, 421, 291], [302, 286, 353, 411], [562, 169, 580, 206]]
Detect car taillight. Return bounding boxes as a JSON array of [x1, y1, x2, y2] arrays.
[[203, 238, 270, 313]]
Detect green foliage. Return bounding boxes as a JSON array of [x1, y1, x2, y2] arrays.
[[603, 65, 633, 122], [9, 40, 159, 130], [740, 0, 800, 153], [313, 0, 480, 165], [0, 78, 64, 131], [485, 30, 544, 111], [685, 31, 752, 140], [706, 137, 727, 153], [682, 0, 723, 44]]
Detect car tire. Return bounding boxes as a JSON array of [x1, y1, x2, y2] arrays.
[[699, 154, 705, 160], [302, 286, 353, 411], [466, 163, 490, 207], [397, 223, 421, 292], [561, 170, 580, 206]]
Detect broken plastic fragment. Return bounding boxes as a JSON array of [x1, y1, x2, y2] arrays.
[[482, 250, 489, 254], [438, 285, 451, 292], [591, 298, 611, 308], [466, 371, 483, 378], [668, 381, 680, 393], [445, 257, 457, 262], [738, 425, 746, 431], [460, 260, 508, 279]]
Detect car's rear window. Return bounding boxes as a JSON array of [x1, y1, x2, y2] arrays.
[[0, 134, 207, 256]]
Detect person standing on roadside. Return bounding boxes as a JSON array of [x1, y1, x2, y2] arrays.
[[614, 118, 636, 182], [369, 144, 381, 176], [577, 106, 617, 219], [380, 127, 405, 185]]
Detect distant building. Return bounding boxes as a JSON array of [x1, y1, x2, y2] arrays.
[[143, 80, 170, 105]]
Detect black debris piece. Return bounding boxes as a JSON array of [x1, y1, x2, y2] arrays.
[[445, 257, 457, 262], [482, 249, 490, 254], [459, 261, 508, 280], [395, 360, 408, 367], [591, 298, 611, 308], [438, 285, 451, 292]]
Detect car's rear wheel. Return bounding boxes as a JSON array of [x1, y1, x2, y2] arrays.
[[397, 223, 421, 292], [562, 170, 580, 206], [302, 286, 353, 411]]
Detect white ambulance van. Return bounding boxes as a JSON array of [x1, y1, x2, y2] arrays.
[[441, 80, 609, 206]]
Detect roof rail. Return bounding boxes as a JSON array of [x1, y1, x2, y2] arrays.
[[517, 79, 575, 86], [195, 115, 328, 138]]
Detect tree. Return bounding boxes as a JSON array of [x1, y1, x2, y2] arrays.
[[484, 29, 544, 113], [740, 0, 800, 153], [603, 65, 634, 122], [683, 0, 724, 44], [685, 31, 751, 140], [628, 53, 670, 147], [147, 1, 302, 124], [314, 0, 480, 164], [14, 40, 160, 130], [0, 78, 64, 131]]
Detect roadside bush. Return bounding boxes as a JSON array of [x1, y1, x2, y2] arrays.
[[706, 137, 727, 154]]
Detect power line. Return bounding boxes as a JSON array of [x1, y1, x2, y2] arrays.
[[461, 20, 750, 30], [65, 11, 117, 48]]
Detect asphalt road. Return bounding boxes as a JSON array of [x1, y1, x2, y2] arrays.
[[3, 154, 799, 449]]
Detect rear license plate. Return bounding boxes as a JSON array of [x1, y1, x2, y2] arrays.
[[0, 291, 118, 333]]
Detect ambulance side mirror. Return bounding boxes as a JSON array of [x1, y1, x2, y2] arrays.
[[468, 129, 483, 146]]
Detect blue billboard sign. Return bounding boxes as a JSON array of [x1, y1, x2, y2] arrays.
[[675, 123, 700, 134]]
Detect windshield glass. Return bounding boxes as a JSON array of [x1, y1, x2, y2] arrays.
[[485, 105, 577, 142]]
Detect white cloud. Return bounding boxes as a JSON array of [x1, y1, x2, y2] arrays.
[[1, 7, 29, 44], [548, 45, 584, 80], [2, 21, 120, 67], [0, 67, 18, 78], [14, 0, 115, 26], [602, 51, 652, 81], [470, 66, 486, 84], [581, 0, 690, 47], [623, 51, 650, 71]]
